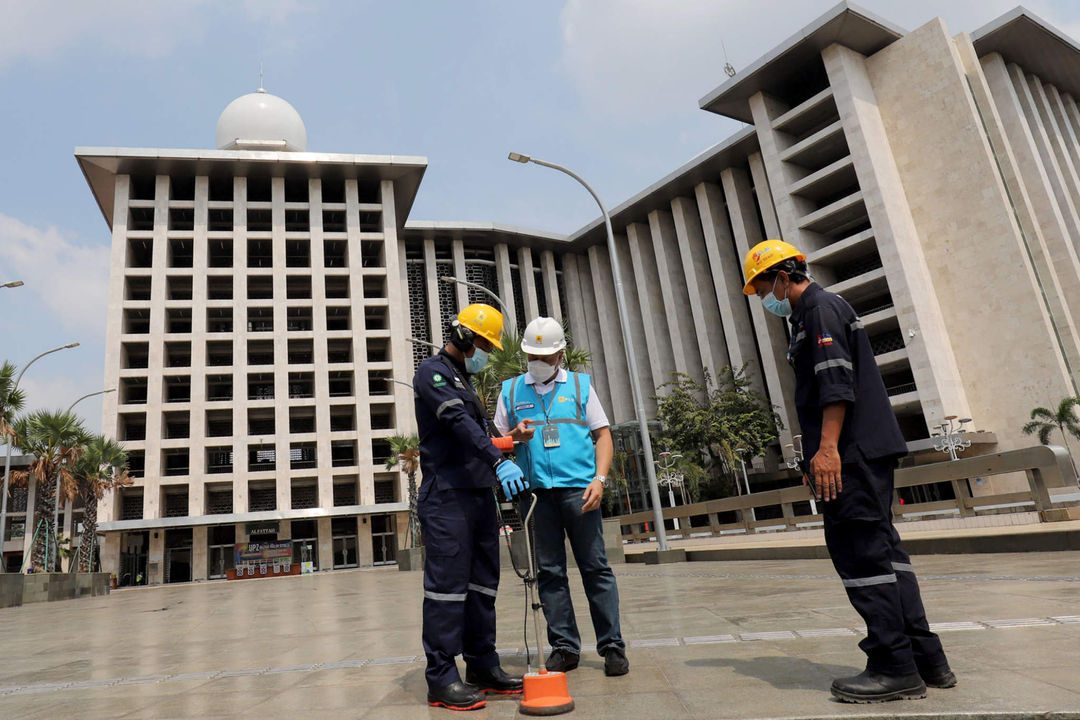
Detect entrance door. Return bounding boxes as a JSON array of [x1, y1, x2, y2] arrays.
[[332, 536, 357, 568], [208, 545, 234, 579], [165, 547, 192, 583], [371, 514, 397, 565], [119, 531, 149, 586]]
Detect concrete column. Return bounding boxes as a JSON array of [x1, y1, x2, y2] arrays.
[[518, 247, 540, 321], [626, 222, 675, 392], [192, 525, 208, 582], [540, 250, 562, 322], [317, 517, 333, 571], [232, 176, 250, 515], [424, 238, 444, 347], [587, 244, 632, 422], [309, 178, 335, 509], [381, 180, 416, 433], [647, 209, 705, 383], [101, 532, 121, 579], [561, 254, 590, 350], [576, 253, 612, 410], [358, 516, 374, 567], [452, 239, 468, 309], [1029, 77, 1080, 229], [148, 530, 164, 585], [270, 177, 291, 514], [968, 51, 1080, 388], [823, 40, 972, 427], [494, 243, 518, 329], [346, 180, 375, 504], [612, 232, 655, 415], [747, 94, 822, 251], [671, 195, 729, 378], [143, 174, 170, 522], [694, 181, 762, 384], [723, 163, 797, 456]]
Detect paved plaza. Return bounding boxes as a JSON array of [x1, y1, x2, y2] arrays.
[[0, 553, 1078, 719]]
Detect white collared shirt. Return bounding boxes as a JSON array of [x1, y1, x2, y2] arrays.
[[494, 368, 610, 434]]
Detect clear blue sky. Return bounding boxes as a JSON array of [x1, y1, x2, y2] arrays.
[[2, 0, 1077, 433]]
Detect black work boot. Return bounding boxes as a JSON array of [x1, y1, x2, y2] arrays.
[[464, 665, 524, 695], [919, 662, 957, 689], [830, 669, 927, 703], [545, 648, 580, 673], [602, 646, 629, 676], [427, 681, 486, 711]]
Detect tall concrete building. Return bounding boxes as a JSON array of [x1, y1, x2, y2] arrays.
[[78, 3, 1080, 584]]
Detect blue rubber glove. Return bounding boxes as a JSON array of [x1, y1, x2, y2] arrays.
[[496, 460, 527, 498]]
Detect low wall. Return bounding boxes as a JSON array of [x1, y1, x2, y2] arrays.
[[0, 573, 110, 609]]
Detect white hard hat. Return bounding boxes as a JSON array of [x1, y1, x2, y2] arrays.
[[521, 317, 566, 355]]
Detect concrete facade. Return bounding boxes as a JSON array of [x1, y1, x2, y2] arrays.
[[69, 4, 1080, 585]]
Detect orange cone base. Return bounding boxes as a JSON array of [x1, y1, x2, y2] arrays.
[[519, 670, 575, 716]]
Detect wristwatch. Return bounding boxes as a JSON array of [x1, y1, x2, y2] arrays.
[[594, 475, 607, 488]]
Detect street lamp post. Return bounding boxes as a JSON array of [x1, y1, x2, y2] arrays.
[[0, 342, 80, 572], [1, 281, 24, 290], [932, 416, 972, 461], [509, 152, 671, 551], [440, 276, 509, 317], [48, 389, 115, 572]]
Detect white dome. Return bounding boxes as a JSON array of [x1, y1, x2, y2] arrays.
[[215, 89, 307, 152]]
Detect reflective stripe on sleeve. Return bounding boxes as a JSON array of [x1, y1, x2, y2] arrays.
[[814, 358, 853, 374], [842, 574, 898, 588], [424, 590, 467, 602], [850, 319, 864, 332], [467, 583, 498, 598], [892, 562, 914, 573], [435, 398, 464, 418], [795, 331, 806, 343]]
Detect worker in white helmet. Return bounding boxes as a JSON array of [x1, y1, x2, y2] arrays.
[[493, 316, 629, 678]]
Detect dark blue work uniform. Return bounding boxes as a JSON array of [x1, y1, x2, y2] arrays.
[[788, 283, 948, 676], [414, 349, 505, 689]]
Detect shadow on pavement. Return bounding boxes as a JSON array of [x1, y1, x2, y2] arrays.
[[685, 656, 859, 691]]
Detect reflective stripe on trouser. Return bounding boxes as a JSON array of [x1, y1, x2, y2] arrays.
[[823, 453, 948, 676], [418, 477, 501, 688]]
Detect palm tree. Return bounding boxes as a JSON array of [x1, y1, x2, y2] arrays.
[[72, 435, 131, 572], [385, 434, 421, 548], [1022, 397, 1080, 481], [0, 360, 26, 444], [9, 410, 88, 571]]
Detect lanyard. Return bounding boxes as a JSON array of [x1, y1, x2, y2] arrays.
[[533, 376, 563, 421]]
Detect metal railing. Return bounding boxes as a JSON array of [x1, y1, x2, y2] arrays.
[[618, 445, 1078, 542]]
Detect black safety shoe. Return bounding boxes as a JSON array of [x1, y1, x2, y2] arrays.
[[545, 648, 580, 673], [919, 663, 957, 689], [427, 680, 486, 711], [465, 665, 524, 695], [602, 646, 629, 676], [830, 670, 927, 703]]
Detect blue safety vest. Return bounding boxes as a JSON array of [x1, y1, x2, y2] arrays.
[[501, 372, 596, 489]]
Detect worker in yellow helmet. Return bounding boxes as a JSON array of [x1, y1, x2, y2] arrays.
[[743, 240, 954, 703], [412, 303, 525, 710]]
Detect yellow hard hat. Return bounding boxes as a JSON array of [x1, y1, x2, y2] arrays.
[[742, 239, 806, 295], [457, 303, 504, 350]]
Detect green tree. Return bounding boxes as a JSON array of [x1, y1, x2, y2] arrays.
[[1022, 397, 1080, 480], [385, 434, 421, 548], [10, 410, 88, 571], [655, 366, 781, 494], [72, 435, 131, 572], [0, 361, 27, 443]]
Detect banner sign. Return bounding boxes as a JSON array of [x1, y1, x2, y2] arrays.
[[230, 541, 294, 579]]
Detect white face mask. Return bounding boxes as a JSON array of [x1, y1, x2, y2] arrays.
[[528, 358, 558, 384]]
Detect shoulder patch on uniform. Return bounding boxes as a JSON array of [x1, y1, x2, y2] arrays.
[[432, 372, 447, 388], [817, 333, 834, 347]]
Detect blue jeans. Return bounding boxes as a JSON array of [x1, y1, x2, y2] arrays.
[[532, 488, 624, 656]]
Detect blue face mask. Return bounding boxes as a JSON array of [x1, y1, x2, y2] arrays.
[[762, 276, 792, 317], [465, 347, 489, 374]]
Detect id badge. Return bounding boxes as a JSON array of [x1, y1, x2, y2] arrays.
[[542, 423, 561, 449]]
